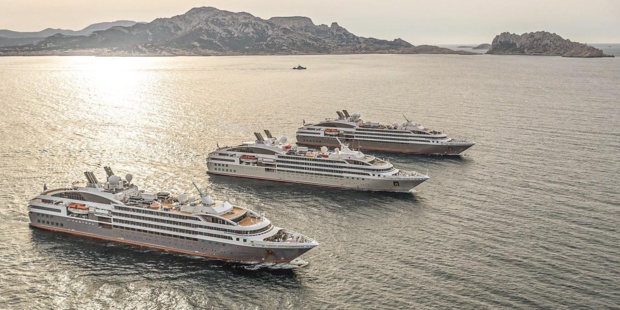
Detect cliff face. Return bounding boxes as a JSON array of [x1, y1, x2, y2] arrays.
[[487, 31, 613, 57], [0, 7, 472, 56]]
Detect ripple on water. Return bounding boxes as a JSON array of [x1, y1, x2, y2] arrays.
[[0, 55, 619, 309]]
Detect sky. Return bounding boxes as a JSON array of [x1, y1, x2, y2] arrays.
[[0, 0, 618, 44]]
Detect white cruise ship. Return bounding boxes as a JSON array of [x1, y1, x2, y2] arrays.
[[207, 131, 429, 192], [27, 167, 317, 263], [296, 110, 475, 155]]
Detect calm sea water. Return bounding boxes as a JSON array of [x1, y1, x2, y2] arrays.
[[0, 54, 618, 309]]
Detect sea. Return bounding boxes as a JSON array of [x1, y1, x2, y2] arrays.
[[0, 53, 618, 309]]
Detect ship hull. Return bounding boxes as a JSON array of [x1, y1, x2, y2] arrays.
[[207, 162, 426, 192], [296, 135, 474, 155], [28, 212, 311, 263]]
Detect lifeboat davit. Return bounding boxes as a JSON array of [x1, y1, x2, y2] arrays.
[[324, 129, 340, 136], [240, 155, 258, 163]]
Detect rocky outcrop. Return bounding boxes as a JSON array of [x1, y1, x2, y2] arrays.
[[473, 43, 490, 50], [487, 31, 613, 57], [0, 7, 473, 56]]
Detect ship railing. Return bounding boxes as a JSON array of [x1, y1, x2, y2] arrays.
[[396, 170, 421, 177]]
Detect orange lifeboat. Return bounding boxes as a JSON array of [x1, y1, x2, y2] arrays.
[[240, 154, 258, 163], [324, 129, 340, 135], [68, 203, 89, 214], [149, 204, 160, 210]]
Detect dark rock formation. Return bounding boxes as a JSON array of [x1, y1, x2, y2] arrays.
[[487, 31, 613, 57], [473, 43, 490, 50], [0, 7, 473, 56]]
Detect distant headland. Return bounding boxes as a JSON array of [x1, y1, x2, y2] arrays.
[[0, 7, 474, 56], [487, 31, 613, 58]]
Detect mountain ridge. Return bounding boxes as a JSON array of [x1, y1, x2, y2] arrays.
[[0, 20, 138, 48], [0, 7, 474, 56]]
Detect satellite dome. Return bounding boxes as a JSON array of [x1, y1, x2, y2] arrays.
[[125, 174, 133, 183], [108, 175, 121, 185], [335, 148, 340, 153], [352, 113, 360, 119], [279, 135, 288, 143], [178, 194, 188, 203], [321, 146, 328, 153]]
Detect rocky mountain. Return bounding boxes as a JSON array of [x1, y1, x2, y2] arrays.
[[487, 31, 613, 57], [0, 20, 137, 47], [0, 7, 473, 56]]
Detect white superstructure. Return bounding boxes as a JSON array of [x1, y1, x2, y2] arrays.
[[207, 131, 429, 192], [28, 167, 317, 263], [296, 110, 475, 155]]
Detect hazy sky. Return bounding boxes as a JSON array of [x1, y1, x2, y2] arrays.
[[1, 0, 618, 44]]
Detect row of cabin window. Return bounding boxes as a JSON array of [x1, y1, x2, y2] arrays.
[[354, 135, 432, 142], [213, 168, 237, 173], [114, 219, 233, 240], [277, 164, 371, 176], [210, 157, 236, 162], [37, 219, 64, 227], [114, 206, 198, 221], [113, 212, 273, 235]]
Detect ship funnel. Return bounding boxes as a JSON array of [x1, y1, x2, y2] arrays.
[[104, 166, 114, 178], [336, 111, 345, 119], [254, 132, 265, 142], [342, 110, 350, 118], [84, 171, 100, 188], [264, 130, 273, 139]]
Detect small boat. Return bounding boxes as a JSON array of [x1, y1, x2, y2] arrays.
[[292, 65, 306, 70], [240, 154, 258, 163]]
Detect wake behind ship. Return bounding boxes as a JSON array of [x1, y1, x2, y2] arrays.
[[207, 131, 429, 192], [27, 167, 317, 263], [296, 110, 475, 155]]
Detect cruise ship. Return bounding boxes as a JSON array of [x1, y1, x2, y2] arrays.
[[296, 110, 475, 155], [206, 131, 429, 192], [27, 167, 317, 263]]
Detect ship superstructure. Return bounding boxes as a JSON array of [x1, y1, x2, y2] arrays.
[[296, 110, 475, 155], [207, 131, 429, 192], [28, 167, 317, 263]]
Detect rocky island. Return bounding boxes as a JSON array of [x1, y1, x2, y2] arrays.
[[473, 43, 490, 50], [0, 7, 474, 56], [487, 31, 613, 57]]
